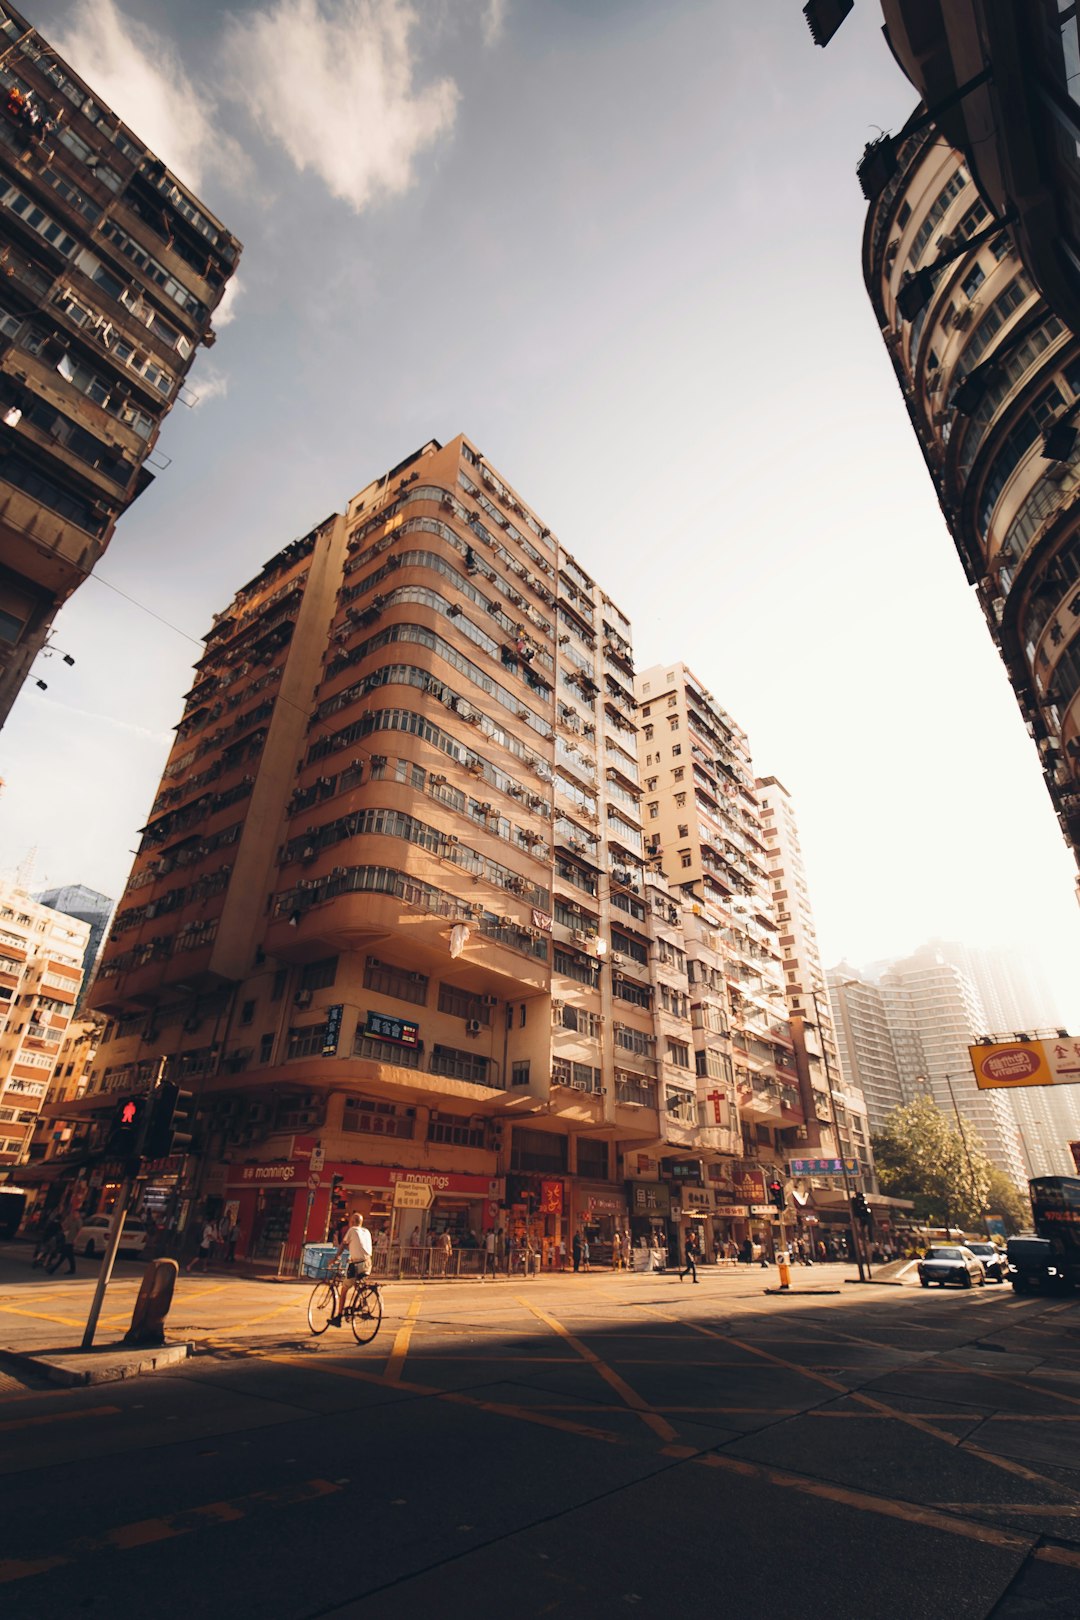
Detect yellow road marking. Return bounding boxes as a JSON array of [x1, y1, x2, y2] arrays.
[[263, 1353, 620, 1443], [0, 1478, 341, 1585], [0, 1404, 120, 1433], [185, 1299, 302, 1336], [0, 1303, 86, 1329], [697, 1453, 1033, 1553], [516, 1297, 677, 1443], [384, 1290, 423, 1384], [637, 1302, 1080, 1500], [1036, 1544, 1080, 1571]]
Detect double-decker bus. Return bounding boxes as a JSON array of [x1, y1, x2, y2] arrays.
[[1030, 1176, 1080, 1290]]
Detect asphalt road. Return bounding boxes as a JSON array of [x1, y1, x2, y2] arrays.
[[2, 1251, 1080, 1620]]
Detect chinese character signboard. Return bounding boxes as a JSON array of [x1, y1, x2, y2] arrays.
[[632, 1183, 671, 1215], [969, 1039, 1080, 1089], [789, 1157, 860, 1176], [363, 1011, 420, 1048], [732, 1165, 766, 1205], [322, 1004, 344, 1057], [539, 1180, 563, 1214]]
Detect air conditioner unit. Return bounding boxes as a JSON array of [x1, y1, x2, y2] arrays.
[[611, 953, 626, 967], [466, 1018, 483, 1036], [572, 928, 592, 945], [952, 304, 974, 330], [551, 999, 565, 1011], [294, 989, 312, 1008]]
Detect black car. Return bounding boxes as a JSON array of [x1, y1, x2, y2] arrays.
[[964, 1241, 1006, 1283], [917, 1245, 985, 1288], [1006, 1235, 1065, 1293]]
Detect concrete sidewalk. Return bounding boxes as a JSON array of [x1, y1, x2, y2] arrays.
[[0, 1339, 191, 1387]]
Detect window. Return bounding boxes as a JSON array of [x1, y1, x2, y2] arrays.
[[438, 983, 491, 1024], [648, 802, 658, 818], [364, 955, 428, 1005], [346, 1096, 415, 1136], [240, 1000, 255, 1026], [641, 705, 650, 717], [614, 977, 652, 1009], [430, 1044, 496, 1086], [643, 725, 653, 741], [577, 1138, 608, 1178], [300, 956, 338, 991], [680, 850, 692, 868], [677, 823, 689, 838], [511, 1128, 567, 1173], [673, 767, 684, 781], [962, 263, 985, 300], [428, 1112, 483, 1147], [668, 716, 679, 731], [667, 695, 677, 708], [352, 1033, 422, 1067], [671, 745, 681, 757], [286, 1023, 328, 1060], [511, 1060, 530, 1087]]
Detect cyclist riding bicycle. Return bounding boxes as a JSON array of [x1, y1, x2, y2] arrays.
[[330, 1209, 372, 1326]]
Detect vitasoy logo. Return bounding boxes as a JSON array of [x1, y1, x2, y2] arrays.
[[979, 1046, 1043, 1083]]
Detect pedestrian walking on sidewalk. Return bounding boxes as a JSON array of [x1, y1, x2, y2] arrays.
[[580, 1234, 590, 1273], [60, 1207, 79, 1275], [611, 1231, 622, 1271], [572, 1230, 582, 1272], [679, 1230, 699, 1284], [186, 1216, 217, 1273]]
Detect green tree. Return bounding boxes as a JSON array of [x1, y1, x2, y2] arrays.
[[984, 1167, 1031, 1235], [871, 1095, 992, 1229]]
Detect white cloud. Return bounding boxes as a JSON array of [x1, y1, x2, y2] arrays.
[[213, 274, 244, 329], [222, 0, 459, 213], [481, 0, 508, 46], [52, 0, 247, 195], [187, 366, 230, 408]]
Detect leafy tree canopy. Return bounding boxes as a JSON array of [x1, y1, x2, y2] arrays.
[[871, 1095, 993, 1228]]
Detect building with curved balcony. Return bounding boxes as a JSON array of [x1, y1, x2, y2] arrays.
[[863, 118, 1080, 870], [42, 435, 710, 1268]]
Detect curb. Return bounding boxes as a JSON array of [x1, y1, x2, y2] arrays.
[[0, 1341, 191, 1387], [763, 1288, 842, 1296], [843, 1278, 903, 1287]]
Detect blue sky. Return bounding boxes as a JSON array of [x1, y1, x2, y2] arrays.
[[2, 0, 1078, 1024]]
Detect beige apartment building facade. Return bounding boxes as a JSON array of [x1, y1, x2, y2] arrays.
[[0, 5, 240, 726], [42, 435, 730, 1265], [0, 879, 87, 1167]]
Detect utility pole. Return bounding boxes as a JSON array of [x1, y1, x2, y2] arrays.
[[944, 1072, 989, 1238]]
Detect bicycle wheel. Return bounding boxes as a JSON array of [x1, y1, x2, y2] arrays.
[[307, 1280, 337, 1334], [350, 1285, 382, 1344], [44, 1247, 64, 1275]]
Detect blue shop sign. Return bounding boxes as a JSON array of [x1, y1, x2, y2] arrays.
[[363, 1010, 420, 1048]]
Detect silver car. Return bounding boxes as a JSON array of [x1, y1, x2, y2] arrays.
[[918, 1245, 986, 1289], [75, 1215, 149, 1257]]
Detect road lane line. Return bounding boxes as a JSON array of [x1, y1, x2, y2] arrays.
[[0, 1404, 120, 1433], [0, 1303, 86, 1329], [1035, 1544, 1080, 1571], [0, 1478, 342, 1585], [384, 1289, 423, 1384], [516, 1297, 678, 1443], [262, 1353, 620, 1443], [696, 1453, 1034, 1553]]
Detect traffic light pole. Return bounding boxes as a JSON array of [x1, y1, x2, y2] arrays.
[[81, 1174, 135, 1350]]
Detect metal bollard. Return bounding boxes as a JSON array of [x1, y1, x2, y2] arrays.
[[776, 1251, 791, 1291], [124, 1258, 179, 1346]]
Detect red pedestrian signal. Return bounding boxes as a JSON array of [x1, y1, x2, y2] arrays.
[[105, 1094, 148, 1160]]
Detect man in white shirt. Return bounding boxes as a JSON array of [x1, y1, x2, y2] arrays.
[[330, 1210, 373, 1326]]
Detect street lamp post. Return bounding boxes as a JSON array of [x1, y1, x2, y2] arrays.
[[810, 985, 868, 1283], [943, 1072, 991, 1239]]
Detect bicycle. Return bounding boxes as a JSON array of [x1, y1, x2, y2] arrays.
[[307, 1263, 383, 1344], [31, 1230, 65, 1275]]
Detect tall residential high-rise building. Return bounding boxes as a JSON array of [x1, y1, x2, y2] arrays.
[[756, 777, 872, 1180], [830, 943, 1028, 1187], [0, 5, 241, 726], [828, 967, 908, 1134], [0, 878, 88, 1167], [927, 938, 1080, 1181], [633, 663, 873, 1254], [34, 883, 112, 1008], [38, 435, 728, 1265]]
